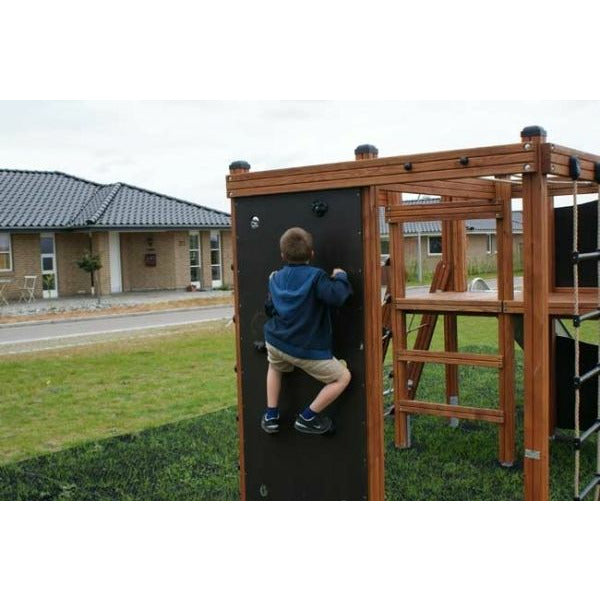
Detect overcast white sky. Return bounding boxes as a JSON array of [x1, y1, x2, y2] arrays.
[[1, 100, 599, 213]]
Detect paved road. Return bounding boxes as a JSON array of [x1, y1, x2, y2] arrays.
[[0, 305, 233, 354]]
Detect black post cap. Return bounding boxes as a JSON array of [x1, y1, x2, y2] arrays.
[[520, 125, 547, 138], [229, 160, 251, 171], [354, 144, 378, 156]]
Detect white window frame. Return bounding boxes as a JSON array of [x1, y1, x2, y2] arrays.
[[0, 233, 12, 271], [210, 230, 222, 288], [189, 231, 201, 288], [40, 232, 58, 298], [427, 235, 442, 256], [486, 233, 497, 254]]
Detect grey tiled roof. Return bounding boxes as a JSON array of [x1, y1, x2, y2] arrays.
[[93, 184, 231, 229], [0, 170, 98, 229], [0, 169, 230, 230]]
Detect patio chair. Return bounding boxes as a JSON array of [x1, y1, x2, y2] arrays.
[[19, 275, 37, 303], [0, 278, 12, 306]]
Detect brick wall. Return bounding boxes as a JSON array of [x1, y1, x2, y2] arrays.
[[173, 231, 189, 289], [0, 233, 42, 300], [56, 232, 91, 296], [91, 232, 111, 296], [120, 231, 179, 291], [221, 230, 233, 287], [200, 231, 211, 290], [1, 228, 233, 299]]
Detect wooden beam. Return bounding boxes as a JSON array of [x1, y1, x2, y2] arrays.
[[397, 349, 503, 368], [511, 180, 598, 197], [397, 400, 505, 424], [395, 292, 502, 314], [387, 200, 503, 223], [227, 143, 538, 198], [505, 290, 599, 314], [377, 178, 497, 200], [549, 144, 600, 180]]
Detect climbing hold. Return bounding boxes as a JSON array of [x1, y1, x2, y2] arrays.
[[312, 200, 328, 217]]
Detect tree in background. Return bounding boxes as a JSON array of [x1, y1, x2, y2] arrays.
[[76, 252, 103, 300]]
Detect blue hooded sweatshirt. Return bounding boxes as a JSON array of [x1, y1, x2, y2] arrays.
[[263, 264, 353, 360]]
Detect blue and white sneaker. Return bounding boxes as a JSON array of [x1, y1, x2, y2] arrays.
[[261, 413, 280, 434], [294, 413, 333, 435]]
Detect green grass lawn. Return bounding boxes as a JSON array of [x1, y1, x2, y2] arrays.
[[0, 322, 236, 464], [0, 317, 597, 500]]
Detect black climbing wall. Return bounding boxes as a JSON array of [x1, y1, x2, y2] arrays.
[[553, 201, 599, 430], [554, 200, 598, 287], [234, 189, 367, 500], [554, 335, 598, 431]]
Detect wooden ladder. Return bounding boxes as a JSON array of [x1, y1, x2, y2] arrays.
[[382, 184, 516, 466]]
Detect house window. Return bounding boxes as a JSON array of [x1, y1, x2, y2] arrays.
[[487, 234, 497, 254], [189, 231, 201, 287], [427, 236, 442, 256], [210, 230, 222, 288], [0, 233, 12, 271]]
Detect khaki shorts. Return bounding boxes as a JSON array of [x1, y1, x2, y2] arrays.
[[266, 342, 347, 384]]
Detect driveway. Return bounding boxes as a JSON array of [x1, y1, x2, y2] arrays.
[[0, 305, 233, 354]]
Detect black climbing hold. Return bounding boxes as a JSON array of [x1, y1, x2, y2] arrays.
[[459, 156, 469, 166], [312, 200, 328, 217], [404, 162, 412, 171]]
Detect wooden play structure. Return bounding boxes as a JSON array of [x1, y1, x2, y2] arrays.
[[227, 126, 600, 501]]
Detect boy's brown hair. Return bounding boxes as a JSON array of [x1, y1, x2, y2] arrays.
[[280, 227, 313, 263]]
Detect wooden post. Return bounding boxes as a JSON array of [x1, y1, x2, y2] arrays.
[[520, 126, 552, 500], [354, 144, 379, 161], [387, 192, 411, 448], [442, 197, 467, 426], [228, 160, 251, 500], [495, 180, 515, 466], [355, 145, 385, 500]]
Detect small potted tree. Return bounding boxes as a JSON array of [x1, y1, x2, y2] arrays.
[[76, 251, 103, 302]]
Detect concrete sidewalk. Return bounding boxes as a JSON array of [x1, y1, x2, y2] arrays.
[[0, 289, 233, 318]]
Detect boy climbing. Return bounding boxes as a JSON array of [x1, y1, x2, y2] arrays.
[[261, 226, 353, 435]]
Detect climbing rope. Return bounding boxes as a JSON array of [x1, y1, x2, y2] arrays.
[[596, 180, 600, 501], [571, 168, 600, 500], [573, 178, 581, 498]]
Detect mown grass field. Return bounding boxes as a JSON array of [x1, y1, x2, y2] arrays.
[[0, 317, 597, 500], [0, 322, 236, 464]]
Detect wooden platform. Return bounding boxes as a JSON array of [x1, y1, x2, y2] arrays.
[[395, 289, 598, 316], [507, 290, 599, 315]]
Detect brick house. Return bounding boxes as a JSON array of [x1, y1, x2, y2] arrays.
[[379, 201, 523, 281], [0, 170, 232, 300]]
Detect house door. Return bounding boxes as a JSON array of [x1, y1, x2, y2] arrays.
[[109, 232, 122, 293], [40, 233, 58, 298]]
